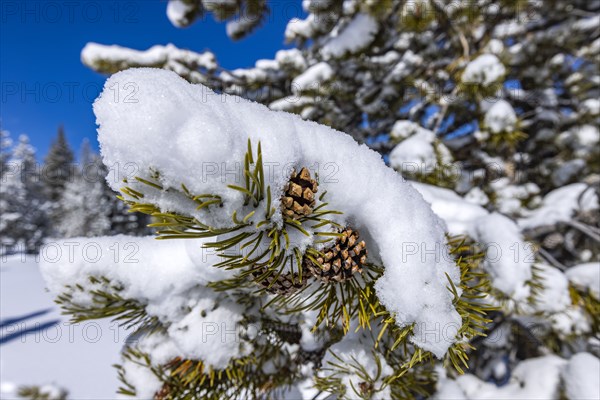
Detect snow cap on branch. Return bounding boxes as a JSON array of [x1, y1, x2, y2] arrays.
[[94, 68, 461, 357], [462, 54, 506, 87], [40, 236, 243, 369], [473, 213, 532, 301]]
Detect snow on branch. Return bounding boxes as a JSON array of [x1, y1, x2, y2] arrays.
[[81, 43, 217, 83], [90, 68, 461, 357]]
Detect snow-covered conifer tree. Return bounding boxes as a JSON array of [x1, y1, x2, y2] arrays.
[[0, 126, 12, 178], [1, 135, 49, 254], [56, 140, 150, 238], [55, 144, 111, 238], [43, 125, 75, 202]]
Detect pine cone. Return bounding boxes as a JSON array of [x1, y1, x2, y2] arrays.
[[251, 266, 308, 295], [281, 167, 318, 220], [304, 227, 367, 283]]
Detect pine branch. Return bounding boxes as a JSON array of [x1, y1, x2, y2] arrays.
[[55, 275, 161, 333]]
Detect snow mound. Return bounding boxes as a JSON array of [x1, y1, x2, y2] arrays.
[[473, 213, 532, 301], [389, 127, 451, 173], [462, 54, 506, 87], [562, 353, 600, 400], [390, 120, 425, 140], [440, 355, 567, 399], [92, 68, 461, 357], [436, 353, 600, 399], [41, 236, 230, 306], [533, 264, 571, 314], [166, 0, 197, 27], [275, 48, 307, 71], [551, 307, 590, 337], [40, 236, 244, 369], [412, 183, 489, 237], [484, 100, 517, 134], [292, 62, 333, 93], [565, 262, 600, 298], [519, 183, 598, 230], [321, 13, 378, 59]]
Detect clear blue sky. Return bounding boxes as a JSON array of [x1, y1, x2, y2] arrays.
[[1, 0, 303, 158]]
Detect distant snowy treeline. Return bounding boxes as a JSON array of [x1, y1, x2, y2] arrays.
[[0, 126, 149, 255]]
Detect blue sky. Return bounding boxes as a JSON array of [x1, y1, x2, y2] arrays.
[[1, 0, 303, 158]]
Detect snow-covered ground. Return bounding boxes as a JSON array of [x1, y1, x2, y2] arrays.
[[0, 255, 122, 398]]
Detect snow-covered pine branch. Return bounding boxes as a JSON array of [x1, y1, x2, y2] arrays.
[[94, 67, 465, 354], [39, 0, 600, 397], [41, 68, 495, 398], [81, 43, 218, 85]]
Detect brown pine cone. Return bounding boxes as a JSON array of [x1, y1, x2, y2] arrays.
[[304, 227, 367, 283], [281, 167, 318, 220]]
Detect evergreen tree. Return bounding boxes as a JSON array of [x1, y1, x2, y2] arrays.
[[95, 156, 151, 236], [0, 135, 49, 254], [0, 125, 12, 178], [56, 140, 150, 237], [82, 0, 599, 209], [43, 125, 75, 202], [79, 137, 94, 167], [56, 143, 111, 238]]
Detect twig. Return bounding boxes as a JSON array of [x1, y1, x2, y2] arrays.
[[537, 247, 567, 271], [564, 220, 600, 243]]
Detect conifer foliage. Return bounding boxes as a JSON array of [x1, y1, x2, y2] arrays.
[[0, 135, 49, 253], [39, 68, 496, 400], [43, 126, 74, 202], [25, 0, 600, 398]]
